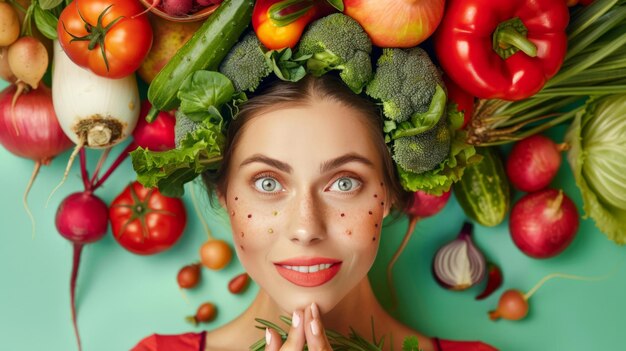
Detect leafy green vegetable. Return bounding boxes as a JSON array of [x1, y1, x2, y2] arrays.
[[565, 94, 626, 244], [131, 114, 225, 197], [38, 0, 64, 10], [265, 48, 311, 82], [398, 105, 482, 195], [177, 71, 236, 122], [33, 5, 58, 40]]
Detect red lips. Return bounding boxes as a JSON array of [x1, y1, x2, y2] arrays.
[[274, 257, 342, 287]]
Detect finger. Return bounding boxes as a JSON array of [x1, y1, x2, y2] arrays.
[[279, 310, 306, 351], [304, 302, 332, 351], [264, 327, 282, 351]]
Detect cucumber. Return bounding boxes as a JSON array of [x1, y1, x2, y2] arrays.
[[147, 0, 254, 119], [454, 147, 510, 227]]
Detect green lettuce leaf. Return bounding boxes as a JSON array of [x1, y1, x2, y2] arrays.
[[131, 116, 225, 197], [177, 70, 236, 122], [398, 105, 482, 195], [565, 95, 626, 244]]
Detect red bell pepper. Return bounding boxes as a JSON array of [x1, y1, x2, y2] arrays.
[[444, 76, 475, 129], [253, 0, 333, 50], [434, 0, 569, 101]]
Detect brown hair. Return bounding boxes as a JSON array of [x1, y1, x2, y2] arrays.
[[202, 75, 410, 212]]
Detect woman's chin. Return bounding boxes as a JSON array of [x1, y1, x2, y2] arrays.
[[274, 289, 343, 315]]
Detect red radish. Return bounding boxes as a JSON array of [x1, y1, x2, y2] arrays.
[[55, 190, 109, 351], [489, 289, 528, 321], [186, 302, 217, 325], [510, 189, 579, 259], [387, 189, 451, 309], [134, 101, 176, 151], [228, 273, 250, 294], [177, 263, 202, 289], [163, 0, 194, 16], [489, 270, 615, 321], [0, 84, 73, 235], [506, 135, 565, 192]]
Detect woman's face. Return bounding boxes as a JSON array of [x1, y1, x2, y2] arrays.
[[221, 99, 390, 314]]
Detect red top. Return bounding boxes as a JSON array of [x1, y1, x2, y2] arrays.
[[131, 331, 498, 351]]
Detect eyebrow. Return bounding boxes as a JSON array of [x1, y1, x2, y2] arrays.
[[238, 152, 374, 174]]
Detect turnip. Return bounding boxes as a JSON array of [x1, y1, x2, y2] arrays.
[[0, 83, 73, 236], [506, 135, 566, 192], [387, 190, 451, 309], [49, 40, 139, 201], [0, 2, 20, 46], [509, 189, 579, 259]]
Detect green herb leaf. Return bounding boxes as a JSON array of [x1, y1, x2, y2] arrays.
[[326, 0, 344, 12], [266, 49, 311, 82], [39, 0, 64, 10], [177, 70, 235, 122], [402, 336, 420, 351], [131, 115, 225, 197], [33, 5, 58, 40]]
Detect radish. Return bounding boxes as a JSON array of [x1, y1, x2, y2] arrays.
[[163, 0, 194, 16], [506, 135, 566, 192], [186, 302, 217, 325], [55, 190, 109, 351], [177, 263, 202, 289], [387, 189, 451, 309], [0, 83, 73, 235], [490, 270, 616, 321], [509, 189, 579, 259], [0, 2, 20, 46]]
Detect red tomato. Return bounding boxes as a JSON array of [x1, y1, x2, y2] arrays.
[[110, 182, 187, 255], [57, 0, 152, 78]]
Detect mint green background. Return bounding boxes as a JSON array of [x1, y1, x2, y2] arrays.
[[0, 76, 624, 351]]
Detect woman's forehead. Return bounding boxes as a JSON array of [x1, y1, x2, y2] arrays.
[[234, 100, 381, 168]]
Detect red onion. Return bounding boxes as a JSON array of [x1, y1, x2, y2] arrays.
[[0, 83, 72, 162], [433, 222, 486, 290], [0, 83, 73, 235]]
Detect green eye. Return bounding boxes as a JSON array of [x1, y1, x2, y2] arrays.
[[254, 177, 283, 193], [330, 177, 362, 192]]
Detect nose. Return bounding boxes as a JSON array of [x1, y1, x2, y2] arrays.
[[286, 190, 327, 245]]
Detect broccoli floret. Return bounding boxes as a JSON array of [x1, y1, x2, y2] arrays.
[[296, 13, 372, 93], [174, 111, 202, 148], [219, 31, 272, 93], [367, 47, 444, 123], [393, 115, 451, 174]]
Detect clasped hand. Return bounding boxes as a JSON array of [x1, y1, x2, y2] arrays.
[[264, 302, 333, 351]]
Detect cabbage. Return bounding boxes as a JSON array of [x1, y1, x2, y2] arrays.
[[565, 94, 626, 244]]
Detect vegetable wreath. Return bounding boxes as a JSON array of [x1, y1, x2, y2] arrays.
[[131, 0, 480, 198]]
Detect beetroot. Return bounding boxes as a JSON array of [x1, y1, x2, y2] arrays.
[[509, 189, 579, 259]]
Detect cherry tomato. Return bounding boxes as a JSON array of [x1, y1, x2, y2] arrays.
[[57, 0, 152, 78], [110, 181, 187, 255]]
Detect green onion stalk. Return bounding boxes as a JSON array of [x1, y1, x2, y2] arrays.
[[467, 0, 626, 146]]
